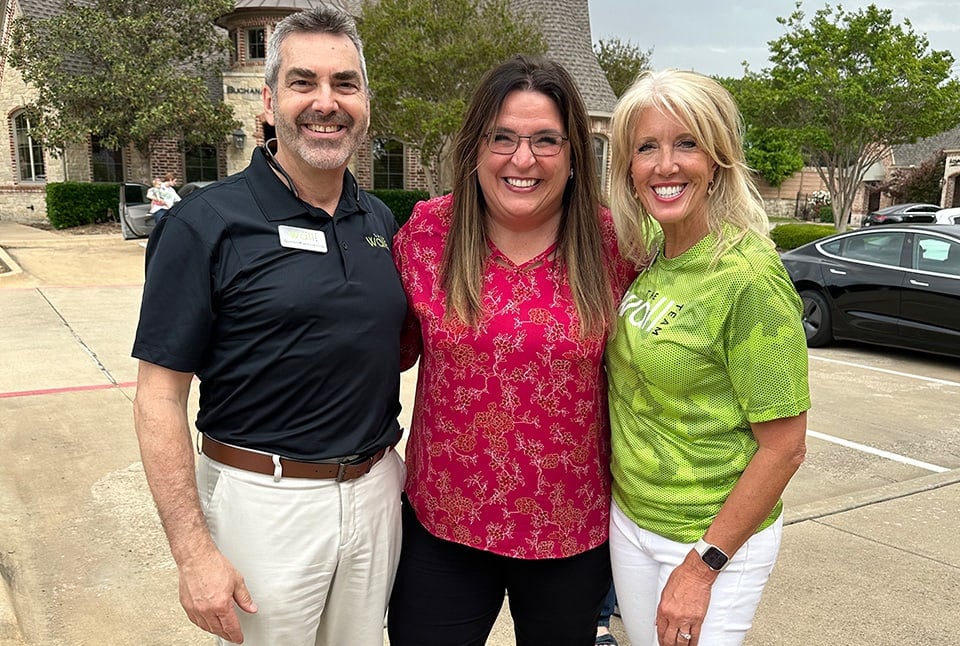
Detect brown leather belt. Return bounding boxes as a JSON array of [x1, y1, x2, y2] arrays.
[[201, 435, 388, 482]]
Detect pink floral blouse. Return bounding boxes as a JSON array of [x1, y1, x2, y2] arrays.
[[393, 194, 636, 559]]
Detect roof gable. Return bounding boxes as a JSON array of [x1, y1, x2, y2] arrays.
[[891, 124, 960, 167], [511, 0, 616, 114]]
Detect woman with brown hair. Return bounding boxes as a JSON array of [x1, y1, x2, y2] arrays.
[[388, 54, 635, 646]]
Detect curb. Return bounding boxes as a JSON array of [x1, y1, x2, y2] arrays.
[[0, 245, 22, 279], [785, 468, 960, 525]]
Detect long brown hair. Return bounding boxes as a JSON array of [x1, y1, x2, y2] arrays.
[[441, 54, 615, 337]]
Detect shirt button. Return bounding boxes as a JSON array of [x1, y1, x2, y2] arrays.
[[341, 242, 349, 250]]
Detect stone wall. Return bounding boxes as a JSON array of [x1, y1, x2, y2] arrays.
[[0, 46, 44, 222], [222, 69, 264, 177]]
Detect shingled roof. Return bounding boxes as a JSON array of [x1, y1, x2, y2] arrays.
[[16, 0, 63, 20], [511, 0, 616, 115], [230, 0, 352, 12], [891, 124, 960, 167]]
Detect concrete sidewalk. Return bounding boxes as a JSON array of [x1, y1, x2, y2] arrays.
[[0, 221, 56, 278], [2, 225, 959, 645]]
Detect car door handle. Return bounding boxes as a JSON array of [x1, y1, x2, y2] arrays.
[[909, 279, 930, 287], [829, 268, 847, 275]]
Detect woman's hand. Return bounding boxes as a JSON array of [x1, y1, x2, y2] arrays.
[[655, 550, 717, 646]]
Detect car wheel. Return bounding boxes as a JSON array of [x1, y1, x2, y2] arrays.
[[799, 290, 833, 347]]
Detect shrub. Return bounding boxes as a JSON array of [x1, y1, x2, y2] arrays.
[[818, 206, 834, 223], [46, 182, 118, 229], [368, 189, 430, 227], [770, 223, 835, 250]]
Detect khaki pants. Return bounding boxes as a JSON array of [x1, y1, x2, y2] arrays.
[[197, 449, 405, 646]]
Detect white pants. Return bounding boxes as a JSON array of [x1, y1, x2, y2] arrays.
[[197, 449, 405, 646], [609, 501, 782, 646]]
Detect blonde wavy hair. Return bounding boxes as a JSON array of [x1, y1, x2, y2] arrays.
[[608, 69, 771, 266]]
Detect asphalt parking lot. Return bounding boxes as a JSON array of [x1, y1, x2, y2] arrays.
[[1, 221, 958, 645]]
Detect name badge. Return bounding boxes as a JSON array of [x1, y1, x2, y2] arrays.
[[278, 225, 327, 253]]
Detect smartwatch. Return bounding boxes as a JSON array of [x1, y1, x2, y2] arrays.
[[693, 539, 730, 571]]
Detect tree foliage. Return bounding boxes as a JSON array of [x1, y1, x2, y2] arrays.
[[359, 0, 546, 195], [593, 37, 652, 97], [738, 2, 960, 230], [743, 127, 805, 190], [878, 150, 947, 204], [10, 0, 238, 153]]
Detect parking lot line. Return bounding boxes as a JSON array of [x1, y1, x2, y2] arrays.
[[807, 429, 949, 473], [809, 355, 960, 387], [0, 381, 138, 399]]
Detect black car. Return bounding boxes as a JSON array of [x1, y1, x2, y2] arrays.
[[780, 224, 960, 358], [861, 202, 940, 226]]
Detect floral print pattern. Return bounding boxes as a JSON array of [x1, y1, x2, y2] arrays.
[[394, 194, 635, 558]]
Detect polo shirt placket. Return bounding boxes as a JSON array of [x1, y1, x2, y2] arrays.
[[133, 147, 406, 461]]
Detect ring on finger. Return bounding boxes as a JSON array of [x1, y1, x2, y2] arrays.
[[678, 631, 692, 641]]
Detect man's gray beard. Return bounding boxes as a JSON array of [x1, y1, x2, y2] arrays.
[[288, 134, 359, 170], [275, 117, 363, 170]]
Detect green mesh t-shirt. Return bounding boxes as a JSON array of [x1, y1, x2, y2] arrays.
[[606, 230, 811, 544]]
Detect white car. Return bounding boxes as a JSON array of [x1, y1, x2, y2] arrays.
[[119, 181, 213, 239], [936, 207, 960, 225]]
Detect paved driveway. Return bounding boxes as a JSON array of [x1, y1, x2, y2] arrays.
[[1, 225, 958, 645]]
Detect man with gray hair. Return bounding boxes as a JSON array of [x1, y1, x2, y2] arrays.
[[132, 5, 406, 644]]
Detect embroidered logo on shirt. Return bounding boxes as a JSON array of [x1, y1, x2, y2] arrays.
[[365, 233, 388, 249]]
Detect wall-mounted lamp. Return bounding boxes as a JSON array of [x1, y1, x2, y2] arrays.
[[232, 129, 247, 150]]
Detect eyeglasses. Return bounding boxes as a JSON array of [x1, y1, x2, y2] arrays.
[[483, 131, 569, 157]]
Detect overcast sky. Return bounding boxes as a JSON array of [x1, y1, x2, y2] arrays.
[[587, 1, 960, 79]]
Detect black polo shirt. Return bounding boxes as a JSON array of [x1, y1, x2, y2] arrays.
[[133, 148, 407, 460]]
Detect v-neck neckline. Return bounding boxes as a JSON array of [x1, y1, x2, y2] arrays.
[[486, 239, 559, 271]]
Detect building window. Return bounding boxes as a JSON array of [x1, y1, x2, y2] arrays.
[[185, 144, 219, 182], [247, 28, 266, 60], [593, 135, 609, 191], [14, 111, 46, 183], [373, 138, 405, 189], [91, 136, 123, 182]]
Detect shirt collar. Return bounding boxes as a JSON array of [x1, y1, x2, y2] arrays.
[[246, 146, 366, 222]]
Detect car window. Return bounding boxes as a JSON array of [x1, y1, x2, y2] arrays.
[[836, 232, 905, 266], [914, 235, 960, 276], [124, 184, 148, 204], [906, 205, 939, 213], [820, 239, 841, 255]]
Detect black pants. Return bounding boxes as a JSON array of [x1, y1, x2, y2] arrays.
[[387, 497, 612, 646]]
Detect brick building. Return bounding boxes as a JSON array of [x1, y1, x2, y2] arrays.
[[7, 0, 954, 224], [1, 0, 616, 220]]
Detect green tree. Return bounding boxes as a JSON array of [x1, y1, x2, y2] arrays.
[[740, 2, 960, 231], [743, 127, 805, 192], [10, 0, 238, 154], [593, 37, 652, 97], [359, 0, 546, 195]]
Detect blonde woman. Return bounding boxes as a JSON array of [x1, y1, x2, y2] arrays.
[[605, 69, 810, 646]]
